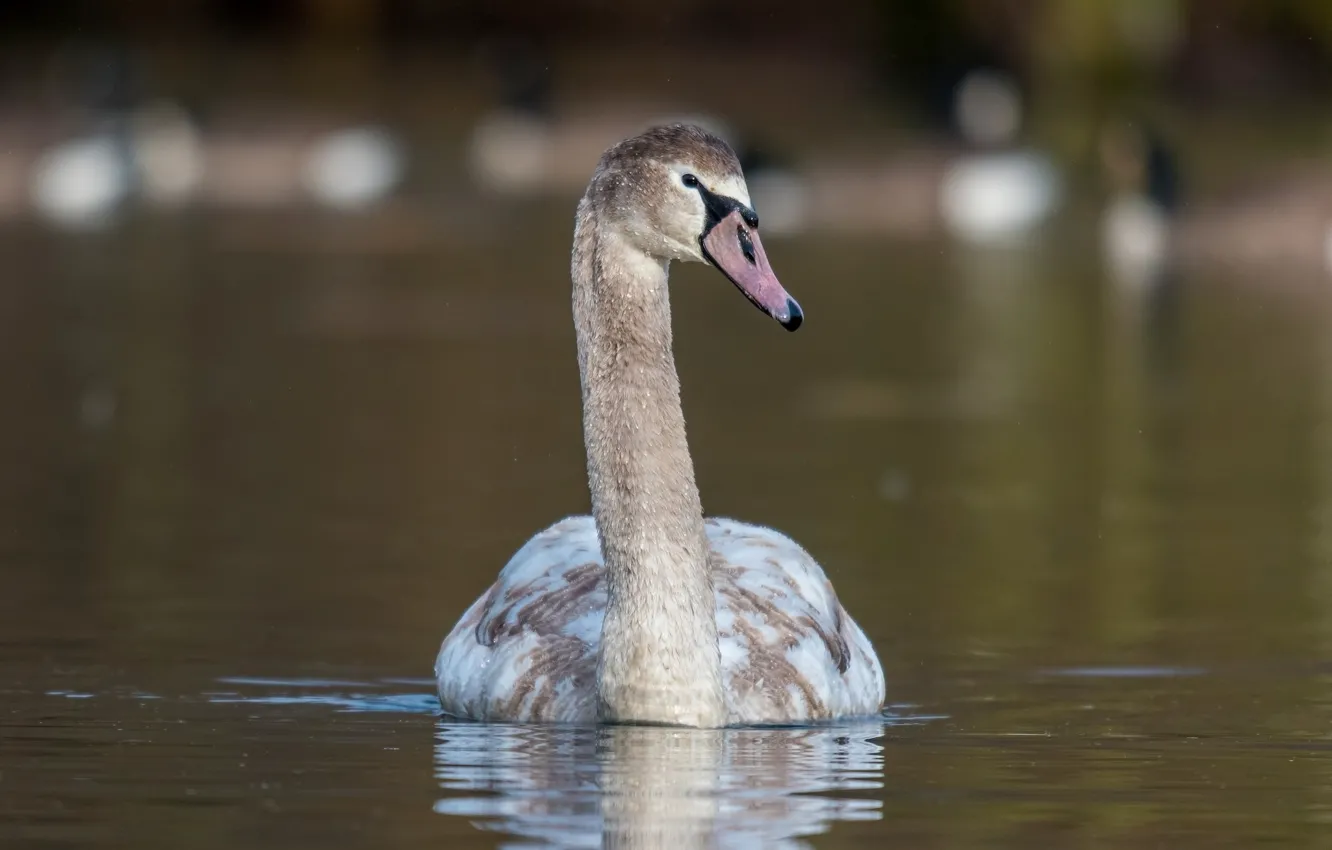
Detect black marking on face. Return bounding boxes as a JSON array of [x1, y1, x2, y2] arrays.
[[737, 226, 757, 265], [689, 182, 760, 239]]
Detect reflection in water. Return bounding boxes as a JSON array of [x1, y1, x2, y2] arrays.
[[434, 722, 886, 848]]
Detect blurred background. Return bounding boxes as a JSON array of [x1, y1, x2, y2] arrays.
[[7, 2, 1332, 847]]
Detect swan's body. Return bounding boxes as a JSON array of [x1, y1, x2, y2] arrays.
[[436, 516, 883, 724], [435, 124, 885, 727]]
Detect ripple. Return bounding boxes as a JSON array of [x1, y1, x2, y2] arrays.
[[206, 676, 439, 714], [1038, 665, 1207, 679]]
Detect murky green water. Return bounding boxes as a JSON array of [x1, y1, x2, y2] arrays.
[[4, 212, 1332, 847]]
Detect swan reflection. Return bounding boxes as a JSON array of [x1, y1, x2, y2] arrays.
[[433, 721, 884, 848]]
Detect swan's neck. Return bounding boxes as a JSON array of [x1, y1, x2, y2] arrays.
[[571, 200, 726, 727]]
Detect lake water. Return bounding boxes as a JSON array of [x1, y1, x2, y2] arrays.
[[4, 210, 1332, 847]]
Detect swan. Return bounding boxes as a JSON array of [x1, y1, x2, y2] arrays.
[[1099, 120, 1332, 280], [435, 124, 885, 727], [939, 69, 1062, 245]]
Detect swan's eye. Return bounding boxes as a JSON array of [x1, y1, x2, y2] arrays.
[[681, 173, 700, 189]]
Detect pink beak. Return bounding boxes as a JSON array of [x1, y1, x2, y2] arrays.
[[700, 209, 802, 331]]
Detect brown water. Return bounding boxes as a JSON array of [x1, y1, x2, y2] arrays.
[[4, 212, 1332, 848]]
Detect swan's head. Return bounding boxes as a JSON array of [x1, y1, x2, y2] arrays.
[[589, 124, 802, 331]]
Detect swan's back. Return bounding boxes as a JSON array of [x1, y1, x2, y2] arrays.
[[435, 516, 885, 724]]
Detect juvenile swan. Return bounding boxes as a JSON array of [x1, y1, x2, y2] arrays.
[[435, 124, 884, 727]]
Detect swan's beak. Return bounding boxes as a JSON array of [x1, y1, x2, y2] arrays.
[[700, 210, 803, 331]]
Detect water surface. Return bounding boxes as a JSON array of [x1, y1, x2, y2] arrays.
[[3, 216, 1332, 847]]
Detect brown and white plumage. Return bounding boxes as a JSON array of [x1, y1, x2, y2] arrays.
[[436, 516, 883, 724], [436, 124, 884, 727]]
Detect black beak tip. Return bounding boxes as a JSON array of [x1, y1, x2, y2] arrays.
[[779, 298, 803, 332]]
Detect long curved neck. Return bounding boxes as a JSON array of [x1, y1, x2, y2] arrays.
[[571, 197, 726, 727]]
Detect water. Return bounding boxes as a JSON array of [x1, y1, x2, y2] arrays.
[[4, 213, 1332, 847]]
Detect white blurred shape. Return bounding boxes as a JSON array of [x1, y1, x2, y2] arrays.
[[30, 135, 131, 230], [468, 111, 549, 193], [1102, 193, 1169, 286], [940, 151, 1061, 244], [303, 126, 404, 210], [132, 101, 203, 206]]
